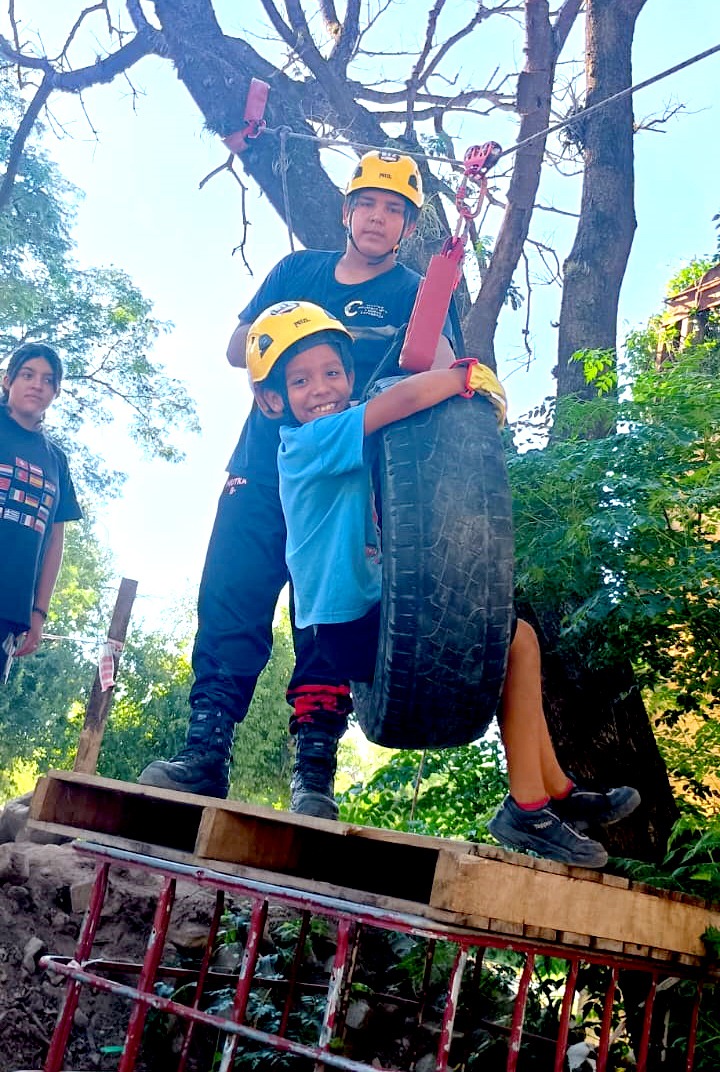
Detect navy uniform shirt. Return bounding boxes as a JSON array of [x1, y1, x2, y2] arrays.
[[229, 250, 449, 485]]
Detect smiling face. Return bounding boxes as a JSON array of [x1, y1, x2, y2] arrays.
[[3, 357, 59, 429], [283, 344, 354, 425], [344, 188, 411, 258]]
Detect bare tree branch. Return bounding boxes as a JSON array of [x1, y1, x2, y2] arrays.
[[125, 0, 157, 35], [55, 3, 108, 66], [418, 4, 495, 90], [553, 0, 584, 53], [406, 0, 447, 135], [330, 0, 361, 72], [318, 0, 340, 26], [526, 236, 563, 284], [534, 202, 580, 218], [634, 100, 687, 133], [0, 31, 157, 92], [0, 73, 52, 213], [257, 0, 297, 49], [353, 77, 515, 108]]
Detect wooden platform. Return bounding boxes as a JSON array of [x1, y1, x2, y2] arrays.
[[29, 770, 720, 971]]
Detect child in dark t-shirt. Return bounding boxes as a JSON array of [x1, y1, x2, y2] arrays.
[[247, 300, 641, 869], [0, 343, 82, 678]]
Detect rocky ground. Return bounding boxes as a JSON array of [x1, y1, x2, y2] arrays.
[[0, 831, 223, 1072], [0, 798, 449, 1072]]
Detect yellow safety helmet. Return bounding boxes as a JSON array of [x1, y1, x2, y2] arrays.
[[345, 151, 423, 210], [246, 301, 352, 384]]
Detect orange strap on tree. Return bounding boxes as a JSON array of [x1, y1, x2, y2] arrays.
[[400, 142, 502, 372]]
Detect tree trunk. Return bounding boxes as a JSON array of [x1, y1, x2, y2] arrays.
[[539, 0, 677, 862], [152, 0, 348, 250], [462, 0, 582, 369], [556, 0, 647, 399]]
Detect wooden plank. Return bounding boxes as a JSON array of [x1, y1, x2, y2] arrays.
[[490, 918, 524, 937], [199, 856, 469, 929], [30, 772, 205, 855], [25, 822, 201, 869], [196, 806, 444, 904], [559, 931, 592, 948], [524, 924, 558, 943], [592, 937, 624, 955], [430, 850, 720, 958]]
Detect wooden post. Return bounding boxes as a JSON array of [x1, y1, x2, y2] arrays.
[[73, 577, 138, 775]]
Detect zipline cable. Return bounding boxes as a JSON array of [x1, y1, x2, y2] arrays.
[[259, 41, 720, 171]]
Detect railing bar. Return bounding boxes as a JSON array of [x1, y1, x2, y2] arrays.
[[218, 896, 269, 1072], [507, 951, 535, 1072], [316, 918, 356, 1070], [636, 973, 659, 1071], [43, 861, 110, 1072], [177, 889, 225, 1072], [554, 959, 580, 1072], [279, 909, 312, 1037], [437, 943, 469, 1072], [118, 876, 176, 1072], [596, 967, 619, 1072], [685, 980, 704, 1072]]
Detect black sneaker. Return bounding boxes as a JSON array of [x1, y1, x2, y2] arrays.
[[554, 781, 641, 827], [488, 796, 608, 868]]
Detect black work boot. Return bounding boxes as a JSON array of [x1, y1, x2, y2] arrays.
[[138, 706, 236, 798], [290, 727, 340, 820]]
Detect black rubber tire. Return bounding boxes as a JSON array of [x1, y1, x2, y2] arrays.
[[352, 386, 515, 749]]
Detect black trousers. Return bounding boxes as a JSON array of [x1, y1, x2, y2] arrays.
[[189, 475, 347, 733]]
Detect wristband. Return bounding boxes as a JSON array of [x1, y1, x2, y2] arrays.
[[449, 357, 479, 398], [32, 606, 48, 621]]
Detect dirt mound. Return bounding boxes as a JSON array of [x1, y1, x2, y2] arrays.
[[0, 841, 218, 1071]]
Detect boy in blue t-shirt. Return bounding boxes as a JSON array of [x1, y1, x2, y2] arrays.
[[246, 300, 641, 868]]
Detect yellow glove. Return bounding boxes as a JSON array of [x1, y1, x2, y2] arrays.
[[450, 358, 507, 426]]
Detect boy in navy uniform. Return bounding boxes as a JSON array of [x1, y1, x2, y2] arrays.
[[140, 153, 457, 815]]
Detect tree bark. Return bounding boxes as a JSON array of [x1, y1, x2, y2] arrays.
[[462, 0, 582, 369], [556, 0, 647, 399]]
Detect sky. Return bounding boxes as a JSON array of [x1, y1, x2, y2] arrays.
[[2, 1, 720, 631]]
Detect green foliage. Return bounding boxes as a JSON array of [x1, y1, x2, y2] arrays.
[[99, 606, 295, 800], [0, 519, 108, 796], [510, 340, 720, 699], [570, 347, 618, 395], [0, 74, 199, 492], [665, 257, 716, 298], [0, 529, 297, 805], [338, 736, 507, 840], [613, 812, 720, 903], [228, 608, 295, 807]]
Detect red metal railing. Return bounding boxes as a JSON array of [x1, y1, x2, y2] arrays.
[[36, 841, 709, 1072]]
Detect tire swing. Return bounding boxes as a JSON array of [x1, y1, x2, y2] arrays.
[[352, 380, 515, 750]]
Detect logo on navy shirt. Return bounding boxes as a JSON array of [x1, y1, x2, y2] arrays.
[[344, 300, 389, 320]]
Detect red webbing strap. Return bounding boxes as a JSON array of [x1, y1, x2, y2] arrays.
[[222, 78, 270, 154], [399, 238, 465, 372]]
